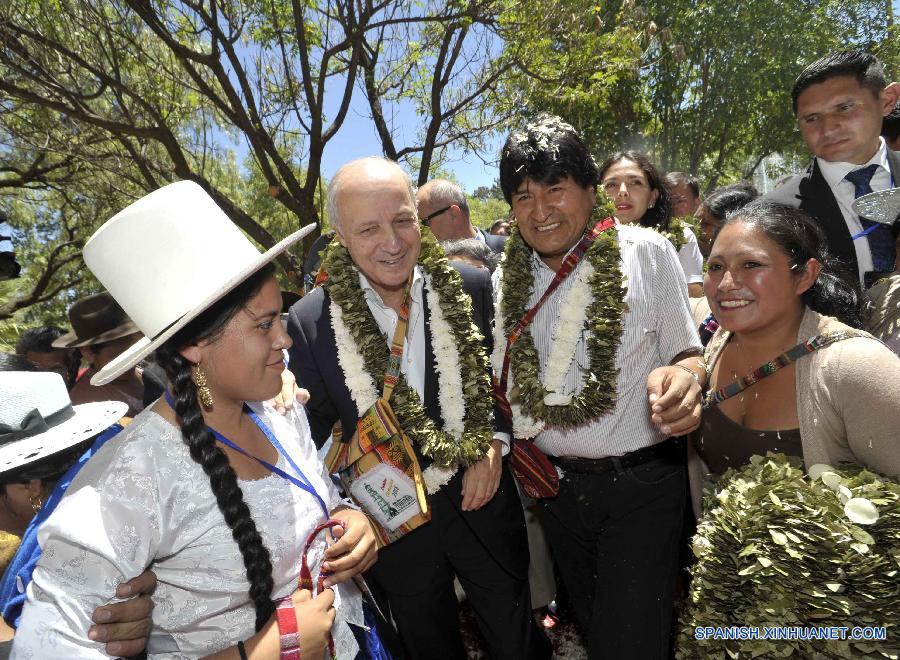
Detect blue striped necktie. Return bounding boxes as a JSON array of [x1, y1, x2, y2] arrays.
[[844, 164, 895, 274]]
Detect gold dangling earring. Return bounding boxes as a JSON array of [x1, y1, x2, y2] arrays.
[[30, 494, 43, 512], [192, 364, 214, 409]]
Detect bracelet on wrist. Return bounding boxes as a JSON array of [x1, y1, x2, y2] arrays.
[[674, 363, 702, 385]]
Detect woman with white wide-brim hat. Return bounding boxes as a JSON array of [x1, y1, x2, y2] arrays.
[[12, 181, 380, 659], [0, 362, 128, 645]]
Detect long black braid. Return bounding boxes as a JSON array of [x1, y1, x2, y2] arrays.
[[154, 264, 277, 630]]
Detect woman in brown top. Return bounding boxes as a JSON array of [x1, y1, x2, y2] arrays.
[[690, 201, 900, 505]]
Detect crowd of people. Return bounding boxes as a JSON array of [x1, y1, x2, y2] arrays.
[[0, 48, 898, 659]]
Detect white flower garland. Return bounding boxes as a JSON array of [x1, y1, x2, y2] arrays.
[[421, 272, 460, 491], [492, 260, 596, 439], [329, 278, 459, 493], [331, 300, 379, 415], [424, 273, 465, 439], [542, 260, 594, 404]]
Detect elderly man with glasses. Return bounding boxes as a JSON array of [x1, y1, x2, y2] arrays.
[[416, 179, 507, 252]]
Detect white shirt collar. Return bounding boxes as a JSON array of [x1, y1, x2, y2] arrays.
[[818, 137, 891, 190], [357, 264, 425, 311], [529, 224, 594, 272]]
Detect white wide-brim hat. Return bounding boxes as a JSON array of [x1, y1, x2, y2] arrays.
[[84, 181, 315, 385], [0, 372, 127, 476], [852, 188, 900, 225]]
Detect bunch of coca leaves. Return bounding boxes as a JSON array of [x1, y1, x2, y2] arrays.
[[677, 454, 899, 659]]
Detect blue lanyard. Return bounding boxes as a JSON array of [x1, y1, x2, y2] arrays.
[[850, 160, 896, 241], [851, 224, 880, 240], [164, 392, 329, 518]]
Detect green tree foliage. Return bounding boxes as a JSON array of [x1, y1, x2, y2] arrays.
[[1, 0, 896, 330], [0, 0, 519, 325], [641, 0, 895, 190], [0, 102, 139, 323], [357, 0, 519, 185], [0, 0, 326, 266], [497, 0, 895, 190], [494, 1, 648, 159], [468, 195, 508, 230]]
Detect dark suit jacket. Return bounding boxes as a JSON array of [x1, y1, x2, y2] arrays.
[[478, 227, 507, 253], [769, 149, 900, 283], [286, 263, 527, 590]]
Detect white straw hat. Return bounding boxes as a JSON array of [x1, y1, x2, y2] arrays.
[[83, 181, 315, 385], [0, 372, 127, 476]]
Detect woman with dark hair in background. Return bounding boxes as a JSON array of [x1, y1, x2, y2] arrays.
[[690, 200, 900, 511], [598, 150, 705, 297], [13, 182, 379, 658], [694, 181, 759, 259]]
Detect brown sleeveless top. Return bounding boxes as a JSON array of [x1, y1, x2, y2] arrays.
[[696, 404, 803, 476]]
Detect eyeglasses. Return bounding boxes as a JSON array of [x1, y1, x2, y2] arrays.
[[420, 205, 453, 227]]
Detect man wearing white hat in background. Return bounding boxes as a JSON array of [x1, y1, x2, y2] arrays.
[[0, 358, 157, 657]]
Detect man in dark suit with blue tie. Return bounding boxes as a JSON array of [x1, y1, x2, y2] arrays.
[[416, 179, 507, 253], [767, 50, 899, 289], [286, 158, 547, 660]]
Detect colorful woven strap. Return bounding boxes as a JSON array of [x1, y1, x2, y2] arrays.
[[698, 313, 720, 346], [298, 519, 345, 660], [276, 519, 345, 659], [382, 281, 412, 402], [496, 217, 616, 420], [276, 596, 300, 659], [703, 331, 859, 407]]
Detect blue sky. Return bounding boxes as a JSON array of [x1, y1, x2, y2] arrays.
[[319, 91, 503, 195], [311, 20, 506, 195], [220, 32, 506, 196]]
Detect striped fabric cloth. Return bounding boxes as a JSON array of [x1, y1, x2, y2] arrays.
[[526, 224, 702, 459]]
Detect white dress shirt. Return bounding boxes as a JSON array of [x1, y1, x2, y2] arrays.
[[359, 266, 427, 399], [677, 227, 704, 285], [359, 266, 508, 453], [502, 224, 701, 458], [818, 137, 894, 278]]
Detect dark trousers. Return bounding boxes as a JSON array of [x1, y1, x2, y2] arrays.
[[537, 448, 686, 660], [368, 484, 550, 660]]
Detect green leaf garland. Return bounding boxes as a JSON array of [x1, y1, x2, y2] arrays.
[[321, 229, 494, 469], [499, 196, 628, 428], [678, 454, 900, 659], [657, 215, 700, 252]]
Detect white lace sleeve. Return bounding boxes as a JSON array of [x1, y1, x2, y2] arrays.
[[12, 423, 165, 659]]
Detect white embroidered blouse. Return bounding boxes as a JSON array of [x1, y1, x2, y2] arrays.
[[12, 404, 363, 659]]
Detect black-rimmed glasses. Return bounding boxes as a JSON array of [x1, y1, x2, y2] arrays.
[[420, 205, 453, 227]]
